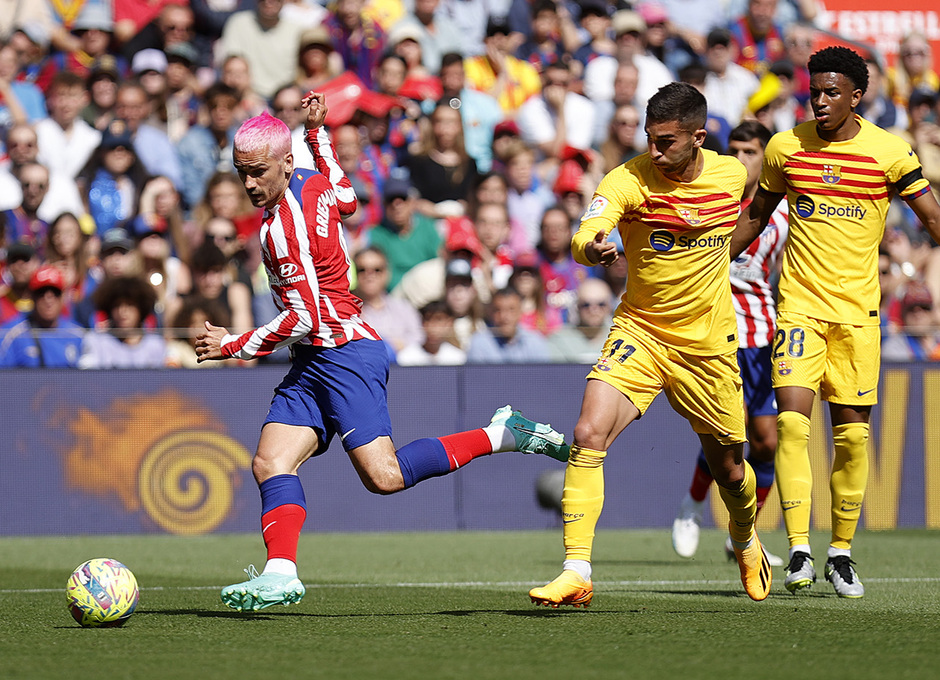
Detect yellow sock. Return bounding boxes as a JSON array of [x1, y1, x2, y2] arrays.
[[718, 459, 757, 544], [776, 411, 812, 549], [831, 422, 869, 551], [562, 445, 606, 562]]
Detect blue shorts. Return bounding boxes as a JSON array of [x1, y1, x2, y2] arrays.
[[738, 345, 776, 418], [264, 339, 393, 455]]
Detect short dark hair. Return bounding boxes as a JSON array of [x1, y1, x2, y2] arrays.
[[678, 63, 708, 87], [190, 240, 228, 273], [532, 0, 557, 17], [440, 52, 464, 70], [808, 46, 868, 95], [204, 82, 239, 107], [419, 299, 453, 319], [646, 82, 707, 131], [728, 120, 773, 149]]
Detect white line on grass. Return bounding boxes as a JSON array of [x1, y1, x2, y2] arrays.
[[6, 577, 940, 595]]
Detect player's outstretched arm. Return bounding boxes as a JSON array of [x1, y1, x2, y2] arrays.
[[730, 187, 785, 259], [907, 188, 940, 245]]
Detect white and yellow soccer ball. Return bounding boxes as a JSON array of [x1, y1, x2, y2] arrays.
[[66, 558, 139, 627]]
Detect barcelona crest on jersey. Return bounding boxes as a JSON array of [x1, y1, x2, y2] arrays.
[[679, 207, 701, 225], [822, 164, 841, 184]]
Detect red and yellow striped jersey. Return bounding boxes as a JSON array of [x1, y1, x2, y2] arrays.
[[573, 149, 746, 355], [761, 115, 930, 325]]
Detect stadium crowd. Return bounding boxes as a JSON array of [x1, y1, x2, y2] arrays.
[[1, 0, 939, 368]]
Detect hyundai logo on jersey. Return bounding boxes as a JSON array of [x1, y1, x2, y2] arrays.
[[649, 230, 676, 251], [279, 263, 299, 277]]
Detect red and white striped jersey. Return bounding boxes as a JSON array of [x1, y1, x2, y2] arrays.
[[730, 197, 789, 349], [221, 127, 379, 359]]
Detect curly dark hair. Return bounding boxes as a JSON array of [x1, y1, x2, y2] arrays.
[[93, 275, 157, 320], [646, 82, 707, 132], [808, 46, 869, 95]]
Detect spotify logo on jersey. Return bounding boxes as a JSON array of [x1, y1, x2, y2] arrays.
[[795, 195, 815, 218], [649, 230, 676, 251]]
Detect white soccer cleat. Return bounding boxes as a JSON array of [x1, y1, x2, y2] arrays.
[[672, 493, 704, 558]]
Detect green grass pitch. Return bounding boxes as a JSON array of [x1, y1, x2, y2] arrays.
[[1, 529, 938, 680]]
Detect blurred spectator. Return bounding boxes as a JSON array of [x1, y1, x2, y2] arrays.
[[36, 71, 102, 180], [553, 153, 595, 228], [517, 60, 595, 165], [407, 99, 479, 219], [8, 23, 53, 85], [165, 294, 232, 368], [295, 26, 339, 94], [163, 42, 202, 144], [133, 175, 192, 263], [466, 285, 551, 362], [726, 0, 819, 27], [639, 2, 697, 77], [388, 0, 464, 74], [331, 123, 380, 246], [704, 27, 760, 128], [583, 10, 671, 110], [369, 175, 442, 290], [112, 81, 182, 189], [131, 215, 191, 325], [592, 61, 641, 150], [443, 256, 486, 349], [471, 201, 515, 295], [74, 227, 137, 327], [82, 55, 120, 131], [220, 54, 268, 123], [0, 44, 45, 127], [436, 0, 506, 57], [131, 48, 168, 102], [77, 120, 150, 236], [387, 23, 434, 81], [537, 204, 590, 323], [782, 21, 813, 104], [571, 0, 616, 84], [0, 241, 40, 324], [859, 57, 904, 132], [78, 274, 168, 367], [391, 228, 486, 311], [36, 5, 126, 93], [438, 52, 502, 173], [170, 239, 253, 336], [514, 0, 567, 74], [888, 32, 939, 111], [397, 299, 468, 365], [122, 3, 196, 64], [271, 84, 314, 169], [218, 0, 303, 100], [199, 216, 254, 289], [679, 62, 733, 151], [463, 16, 542, 115], [353, 247, 423, 357], [44, 212, 92, 316], [509, 251, 563, 336], [889, 90, 940, 189], [728, 0, 786, 76], [3, 162, 51, 255], [882, 282, 940, 361], [657, 0, 728, 54], [600, 103, 643, 172], [0, 265, 84, 367], [548, 277, 614, 362], [190, 0, 253, 69], [114, 0, 186, 47], [324, 0, 388, 90], [176, 83, 239, 210], [191, 171, 262, 245], [504, 140, 555, 250]]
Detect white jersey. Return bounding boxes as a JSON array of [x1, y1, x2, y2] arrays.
[[730, 198, 788, 348]]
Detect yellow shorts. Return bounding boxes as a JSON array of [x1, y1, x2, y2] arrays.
[[587, 325, 746, 445], [771, 310, 880, 405]]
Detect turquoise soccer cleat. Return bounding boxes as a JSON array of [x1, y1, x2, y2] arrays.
[[220, 565, 306, 612], [490, 405, 570, 462]]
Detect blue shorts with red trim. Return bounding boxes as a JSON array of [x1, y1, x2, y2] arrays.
[[738, 345, 776, 418], [264, 339, 392, 454]]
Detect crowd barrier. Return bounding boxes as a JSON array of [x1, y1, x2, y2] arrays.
[[1, 362, 937, 536]]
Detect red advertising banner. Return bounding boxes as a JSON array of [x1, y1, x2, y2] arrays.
[[817, 0, 940, 72]]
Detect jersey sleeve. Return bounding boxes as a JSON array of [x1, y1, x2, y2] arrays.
[[759, 132, 788, 195], [571, 168, 643, 266], [884, 135, 931, 200], [306, 127, 358, 215]]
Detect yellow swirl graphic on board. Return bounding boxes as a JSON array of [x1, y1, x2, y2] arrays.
[[139, 431, 251, 535]]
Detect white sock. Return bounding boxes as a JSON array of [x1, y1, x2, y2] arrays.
[[563, 559, 592, 582], [827, 546, 851, 559], [789, 544, 812, 560], [262, 558, 297, 578], [483, 424, 516, 453]]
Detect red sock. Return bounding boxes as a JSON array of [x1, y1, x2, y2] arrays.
[[755, 485, 771, 512], [261, 504, 306, 562], [438, 429, 494, 470], [689, 464, 714, 502]]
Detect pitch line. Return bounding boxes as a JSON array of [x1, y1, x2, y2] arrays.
[[5, 576, 940, 595]]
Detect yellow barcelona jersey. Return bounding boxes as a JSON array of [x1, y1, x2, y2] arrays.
[[573, 149, 746, 355], [761, 115, 930, 325]]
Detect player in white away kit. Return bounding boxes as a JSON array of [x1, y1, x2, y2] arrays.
[[195, 93, 569, 612], [672, 121, 789, 566]]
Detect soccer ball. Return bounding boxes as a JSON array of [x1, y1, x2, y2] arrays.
[[66, 558, 139, 627]]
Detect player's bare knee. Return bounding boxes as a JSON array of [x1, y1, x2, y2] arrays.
[[360, 469, 404, 495], [572, 421, 606, 451]]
